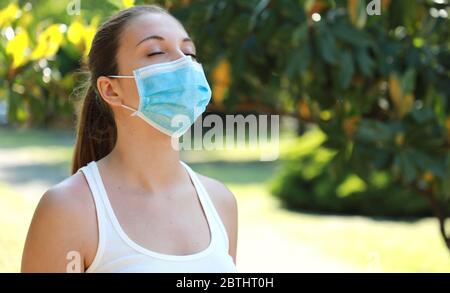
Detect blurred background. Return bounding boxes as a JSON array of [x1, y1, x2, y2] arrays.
[[0, 0, 449, 272]]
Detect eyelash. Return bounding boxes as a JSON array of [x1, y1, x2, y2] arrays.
[[147, 52, 197, 60]]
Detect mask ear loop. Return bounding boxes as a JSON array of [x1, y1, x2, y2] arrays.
[[121, 104, 139, 117], [107, 75, 139, 117], [108, 75, 134, 79]]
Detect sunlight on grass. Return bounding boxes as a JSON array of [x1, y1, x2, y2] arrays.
[[1, 146, 72, 164], [0, 183, 36, 273], [181, 131, 297, 163], [229, 183, 450, 272], [0, 128, 74, 149]]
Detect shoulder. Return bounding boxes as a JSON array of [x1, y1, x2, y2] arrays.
[[21, 171, 97, 272], [37, 172, 93, 218], [196, 173, 238, 217]]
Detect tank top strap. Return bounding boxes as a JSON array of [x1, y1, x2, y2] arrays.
[[179, 161, 230, 252], [76, 162, 109, 271], [77, 162, 109, 225]]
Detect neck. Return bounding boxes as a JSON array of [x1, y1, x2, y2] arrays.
[[103, 120, 185, 192]]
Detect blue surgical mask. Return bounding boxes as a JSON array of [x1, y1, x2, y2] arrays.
[[108, 55, 212, 137]]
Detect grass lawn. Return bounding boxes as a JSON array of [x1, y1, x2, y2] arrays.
[[0, 183, 35, 272], [0, 127, 449, 272]]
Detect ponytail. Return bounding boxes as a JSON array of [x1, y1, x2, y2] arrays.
[[71, 82, 117, 174]]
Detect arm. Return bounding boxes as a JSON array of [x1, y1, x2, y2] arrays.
[[21, 174, 97, 272]]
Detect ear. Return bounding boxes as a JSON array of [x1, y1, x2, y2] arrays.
[[96, 76, 123, 107]]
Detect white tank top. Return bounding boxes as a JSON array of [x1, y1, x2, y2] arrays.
[[77, 160, 237, 273]]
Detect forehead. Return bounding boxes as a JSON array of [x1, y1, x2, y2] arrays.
[[120, 12, 188, 46]]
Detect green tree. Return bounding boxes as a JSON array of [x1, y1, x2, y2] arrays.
[[167, 0, 450, 249], [0, 0, 120, 126]]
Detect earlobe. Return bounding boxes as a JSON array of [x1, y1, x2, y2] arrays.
[[96, 76, 123, 107]]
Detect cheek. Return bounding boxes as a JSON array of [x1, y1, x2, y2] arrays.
[[121, 80, 141, 108]]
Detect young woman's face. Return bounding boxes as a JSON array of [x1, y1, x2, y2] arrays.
[[112, 12, 197, 112]]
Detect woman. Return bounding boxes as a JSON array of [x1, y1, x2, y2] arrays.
[[21, 5, 238, 273]]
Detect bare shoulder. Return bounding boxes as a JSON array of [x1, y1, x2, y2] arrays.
[[196, 173, 238, 262], [196, 173, 237, 214], [21, 171, 97, 272], [37, 172, 93, 217]]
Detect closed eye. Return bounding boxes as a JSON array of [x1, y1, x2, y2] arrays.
[[147, 52, 165, 57], [185, 53, 197, 60], [146, 52, 197, 61]]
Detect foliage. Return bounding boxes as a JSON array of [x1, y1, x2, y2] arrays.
[[270, 128, 432, 217], [0, 0, 118, 126], [0, 0, 449, 248]]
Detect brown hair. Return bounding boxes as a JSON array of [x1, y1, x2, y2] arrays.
[[71, 5, 168, 174]]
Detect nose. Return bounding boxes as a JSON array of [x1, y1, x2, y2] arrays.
[[169, 48, 187, 62]]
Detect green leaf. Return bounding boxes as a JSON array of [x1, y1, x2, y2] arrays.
[[316, 25, 337, 64], [356, 48, 374, 76], [395, 152, 417, 184], [291, 23, 308, 47], [331, 21, 371, 47], [401, 68, 417, 94], [410, 149, 447, 179], [410, 107, 435, 124], [339, 51, 354, 89]]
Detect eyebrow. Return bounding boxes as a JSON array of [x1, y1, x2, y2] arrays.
[[135, 35, 193, 47]]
